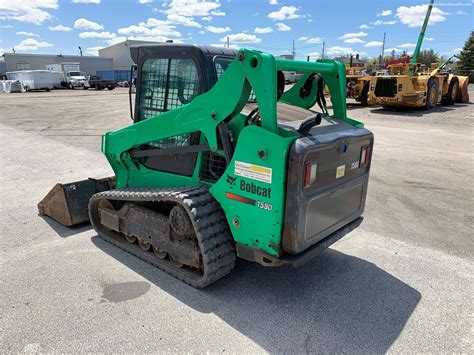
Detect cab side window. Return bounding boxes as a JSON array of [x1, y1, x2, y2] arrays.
[[135, 58, 201, 176], [138, 58, 200, 121]]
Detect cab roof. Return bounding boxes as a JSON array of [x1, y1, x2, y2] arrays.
[[130, 43, 238, 64]]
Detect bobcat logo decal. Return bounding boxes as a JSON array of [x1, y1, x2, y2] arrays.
[[226, 174, 237, 187]]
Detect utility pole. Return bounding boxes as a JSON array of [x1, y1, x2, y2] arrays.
[[321, 41, 325, 59], [380, 32, 386, 67], [292, 39, 295, 59], [227, 36, 229, 49], [78, 46, 83, 56]]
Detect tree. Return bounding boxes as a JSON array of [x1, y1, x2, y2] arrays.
[[456, 31, 474, 81], [391, 49, 396, 59], [417, 49, 440, 67]]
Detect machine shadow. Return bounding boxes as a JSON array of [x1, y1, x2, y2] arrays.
[[41, 216, 93, 238], [92, 236, 421, 353], [368, 105, 457, 117]]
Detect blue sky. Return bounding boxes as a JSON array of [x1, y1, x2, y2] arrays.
[[0, 0, 471, 60]]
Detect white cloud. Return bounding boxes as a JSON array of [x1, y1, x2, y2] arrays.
[[210, 43, 240, 50], [220, 33, 261, 43], [49, 24, 72, 31], [201, 16, 212, 21], [118, 18, 181, 38], [398, 43, 416, 48], [396, 4, 447, 27], [425, 37, 434, 41], [339, 31, 368, 40], [211, 11, 225, 16], [364, 41, 384, 47], [269, 0, 278, 4], [456, 10, 468, 15], [139, 0, 153, 3], [72, 0, 100, 3], [254, 27, 273, 34], [206, 25, 230, 33], [377, 9, 392, 17], [0, 24, 13, 28], [358, 24, 372, 29], [268, 5, 302, 21], [370, 20, 397, 26], [306, 36, 323, 44], [275, 22, 291, 31], [298, 36, 307, 41], [0, 47, 5, 55], [164, 0, 221, 17], [0, 0, 59, 25], [167, 14, 201, 27], [307, 51, 320, 60], [86, 46, 104, 55], [344, 37, 366, 44], [79, 31, 116, 39], [16, 31, 39, 37], [74, 18, 104, 30], [14, 38, 53, 51], [326, 46, 353, 56], [385, 48, 402, 53]]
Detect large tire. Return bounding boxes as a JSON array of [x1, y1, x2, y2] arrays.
[[68, 83, 74, 90], [441, 77, 459, 105], [359, 83, 369, 106], [424, 78, 439, 110]]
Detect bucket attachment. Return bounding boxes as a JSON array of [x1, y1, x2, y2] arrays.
[[456, 76, 470, 103], [38, 177, 115, 226]]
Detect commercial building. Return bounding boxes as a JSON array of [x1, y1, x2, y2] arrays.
[[0, 39, 164, 81], [0, 53, 113, 76], [98, 40, 160, 81]]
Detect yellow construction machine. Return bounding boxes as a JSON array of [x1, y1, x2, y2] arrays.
[[346, 67, 370, 106], [367, 0, 469, 109]]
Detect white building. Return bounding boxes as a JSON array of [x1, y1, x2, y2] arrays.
[[0, 53, 113, 76], [98, 40, 161, 81]]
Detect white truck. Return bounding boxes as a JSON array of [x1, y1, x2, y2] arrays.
[[46, 62, 88, 89]]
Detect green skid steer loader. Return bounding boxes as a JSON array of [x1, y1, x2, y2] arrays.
[[38, 44, 374, 288]]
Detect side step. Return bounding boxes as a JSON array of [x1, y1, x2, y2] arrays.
[[38, 177, 115, 226]]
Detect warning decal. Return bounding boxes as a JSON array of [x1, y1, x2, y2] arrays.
[[336, 164, 346, 179], [234, 161, 272, 184]]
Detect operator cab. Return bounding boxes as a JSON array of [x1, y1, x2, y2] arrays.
[[129, 44, 288, 179]]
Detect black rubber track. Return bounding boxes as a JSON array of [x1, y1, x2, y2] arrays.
[[89, 187, 236, 288]]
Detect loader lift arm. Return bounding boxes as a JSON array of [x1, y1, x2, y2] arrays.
[[103, 49, 359, 189]]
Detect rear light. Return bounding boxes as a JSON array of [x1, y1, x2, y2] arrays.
[[361, 145, 371, 166], [303, 161, 317, 188]]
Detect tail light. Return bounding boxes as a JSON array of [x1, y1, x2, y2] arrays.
[[361, 145, 371, 166], [303, 161, 317, 188]]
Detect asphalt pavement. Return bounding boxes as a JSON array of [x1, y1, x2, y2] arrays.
[[1, 88, 473, 353]]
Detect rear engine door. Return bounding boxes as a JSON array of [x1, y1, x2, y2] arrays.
[[283, 119, 373, 254]]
